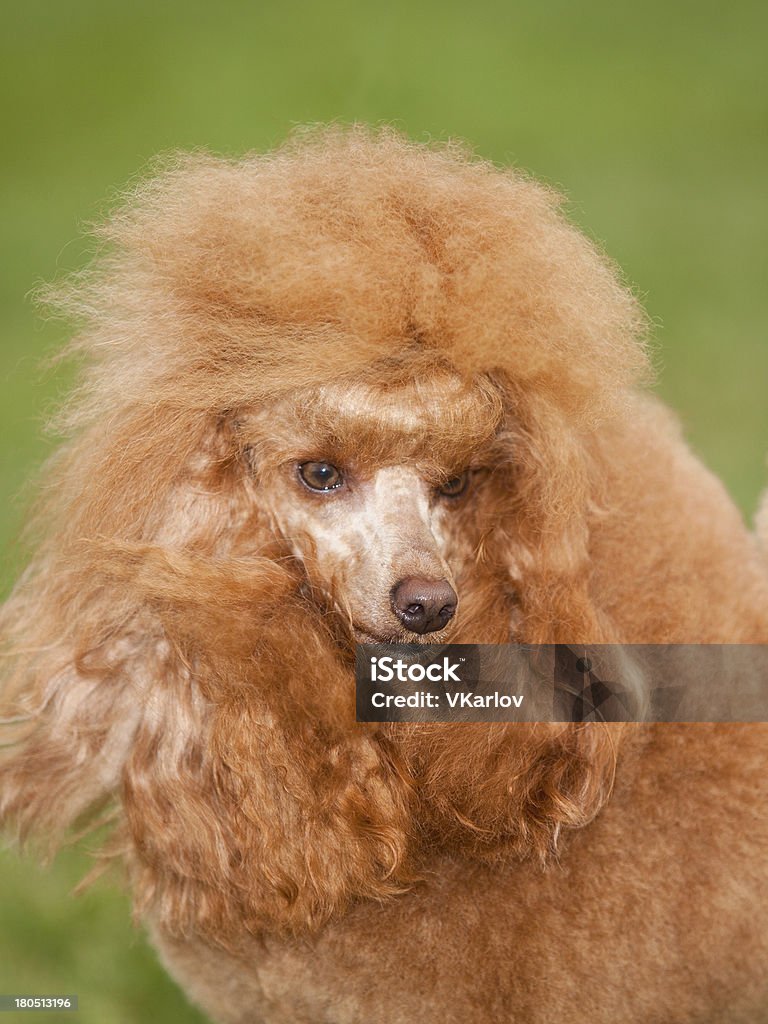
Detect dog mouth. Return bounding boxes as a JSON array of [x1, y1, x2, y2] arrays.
[[352, 623, 454, 645], [353, 626, 399, 645]]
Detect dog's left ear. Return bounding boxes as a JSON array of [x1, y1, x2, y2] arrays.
[[399, 717, 622, 863], [487, 386, 619, 644]]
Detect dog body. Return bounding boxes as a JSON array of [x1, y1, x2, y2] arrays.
[[152, 386, 768, 1024], [2, 129, 768, 1022], [154, 724, 768, 1024]]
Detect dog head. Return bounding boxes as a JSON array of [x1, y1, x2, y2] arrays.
[[0, 127, 648, 941]]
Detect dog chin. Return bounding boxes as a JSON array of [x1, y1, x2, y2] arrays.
[[352, 625, 452, 645]]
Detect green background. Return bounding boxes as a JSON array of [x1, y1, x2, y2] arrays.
[[1, 2, 766, 1021]]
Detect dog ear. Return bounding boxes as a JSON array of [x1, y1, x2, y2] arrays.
[[397, 718, 621, 863], [118, 585, 416, 941], [0, 416, 262, 846], [481, 384, 619, 645], [1, 549, 416, 942], [0, 426, 416, 941]]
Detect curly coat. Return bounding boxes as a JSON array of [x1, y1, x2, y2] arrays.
[[2, 128, 768, 1023]]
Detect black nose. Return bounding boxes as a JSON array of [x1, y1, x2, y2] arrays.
[[391, 576, 458, 635]]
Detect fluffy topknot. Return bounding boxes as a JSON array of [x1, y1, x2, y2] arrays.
[[52, 125, 649, 436]]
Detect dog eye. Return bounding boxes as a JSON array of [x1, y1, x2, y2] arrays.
[[438, 471, 469, 498], [298, 462, 344, 491]]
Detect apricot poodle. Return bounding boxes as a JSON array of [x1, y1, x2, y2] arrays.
[[2, 128, 768, 1023]]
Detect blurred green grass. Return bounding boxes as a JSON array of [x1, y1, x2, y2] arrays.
[[2, 847, 207, 1023], [1, 1, 766, 1021]]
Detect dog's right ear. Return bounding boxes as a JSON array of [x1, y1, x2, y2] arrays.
[[115, 580, 416, 941], [0, 421, 417, 942], [0, 426, 297, 851]]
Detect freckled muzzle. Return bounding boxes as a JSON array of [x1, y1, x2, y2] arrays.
[[390, 576, 458, 635]]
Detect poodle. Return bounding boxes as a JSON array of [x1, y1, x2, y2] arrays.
[[2, 127, 768, 1024]]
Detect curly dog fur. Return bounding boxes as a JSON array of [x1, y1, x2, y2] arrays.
[[2, 127, 768, 1022]]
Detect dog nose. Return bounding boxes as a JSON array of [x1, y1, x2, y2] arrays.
[[391, 576, 457, 634]]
